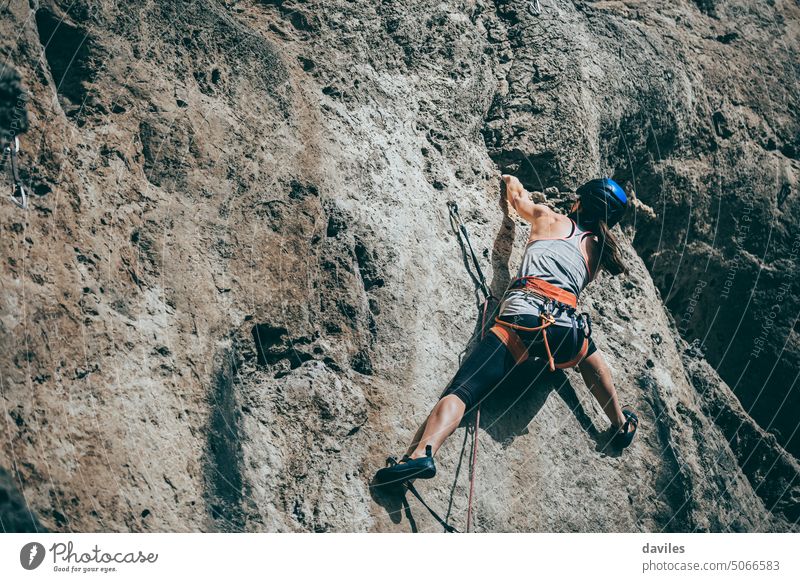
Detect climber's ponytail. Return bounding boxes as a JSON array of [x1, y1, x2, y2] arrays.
[[594, 219, 628, 276]]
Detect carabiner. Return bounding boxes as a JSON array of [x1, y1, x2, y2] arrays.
[[3, 137, 27, 209], [580, 313, 592, 338]]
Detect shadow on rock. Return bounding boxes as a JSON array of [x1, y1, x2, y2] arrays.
[[0, 466, 46, 533], [479, 360, 612, 454], [478, 360, 557, 445], [368, 472, 407, 526]]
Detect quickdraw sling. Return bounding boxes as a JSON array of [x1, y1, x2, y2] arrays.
[[1, 136, 28, 209]]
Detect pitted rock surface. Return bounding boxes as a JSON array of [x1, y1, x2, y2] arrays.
[[1, 0, 798, 532]]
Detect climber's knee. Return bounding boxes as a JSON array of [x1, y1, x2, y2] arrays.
[[437, 393, 467, 420], [440, 386, 473, 411]]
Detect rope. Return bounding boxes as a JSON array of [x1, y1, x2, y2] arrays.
[[405, 482, 459, 533], [465, 286, 496, 532], [466, 405, 480, 532]]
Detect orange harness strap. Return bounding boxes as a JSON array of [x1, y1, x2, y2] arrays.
[[511, 276, 578, 308], [490, 313, 558, 370], [489, 323, 531, 365], [553, 337, 589, 370]]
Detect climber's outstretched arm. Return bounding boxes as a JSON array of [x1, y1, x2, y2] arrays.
[[502, 174, 548, 224], [577, 350, 626, 429]]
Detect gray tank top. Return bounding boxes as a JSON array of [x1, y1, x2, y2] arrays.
[[499, 218, 594, 326]]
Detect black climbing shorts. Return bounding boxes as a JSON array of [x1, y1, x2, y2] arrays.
[[441, 313, 597, 410]]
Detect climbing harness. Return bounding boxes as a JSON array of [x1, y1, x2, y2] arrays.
[[490, 276, 593, 372], [1, 136, 28, 209]]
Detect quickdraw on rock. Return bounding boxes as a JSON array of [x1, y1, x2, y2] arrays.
[[447, 200, 499, 343], [1, 136, 28, 209], [447, 201, 494, 304]]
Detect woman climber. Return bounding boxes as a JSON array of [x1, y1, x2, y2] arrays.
[[375, 175, 639, 484]]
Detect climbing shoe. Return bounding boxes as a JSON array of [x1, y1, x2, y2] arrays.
[[374, 445, 436, 486], [611, 409, 639, 449]]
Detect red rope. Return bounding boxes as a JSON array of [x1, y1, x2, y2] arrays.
[[466, 405, 480, 532], [466, 297, 493, 532]]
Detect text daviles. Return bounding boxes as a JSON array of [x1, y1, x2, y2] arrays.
[[50, 542, 158, 564], [642, 543, 685, 554]]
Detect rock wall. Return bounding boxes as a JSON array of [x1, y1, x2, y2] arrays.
[[0, 0, 798, 532], [481, 0, 800, 458]]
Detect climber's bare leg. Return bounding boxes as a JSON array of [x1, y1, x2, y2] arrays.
[[578, 350, 627, 429], [403, 418, 429, 458], [405, 395, 466, 459]]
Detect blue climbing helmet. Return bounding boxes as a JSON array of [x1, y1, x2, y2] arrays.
[[576, 178, 628, 228]]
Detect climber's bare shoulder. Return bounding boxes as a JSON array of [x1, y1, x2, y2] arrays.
[[527, 208, 574, 243]]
